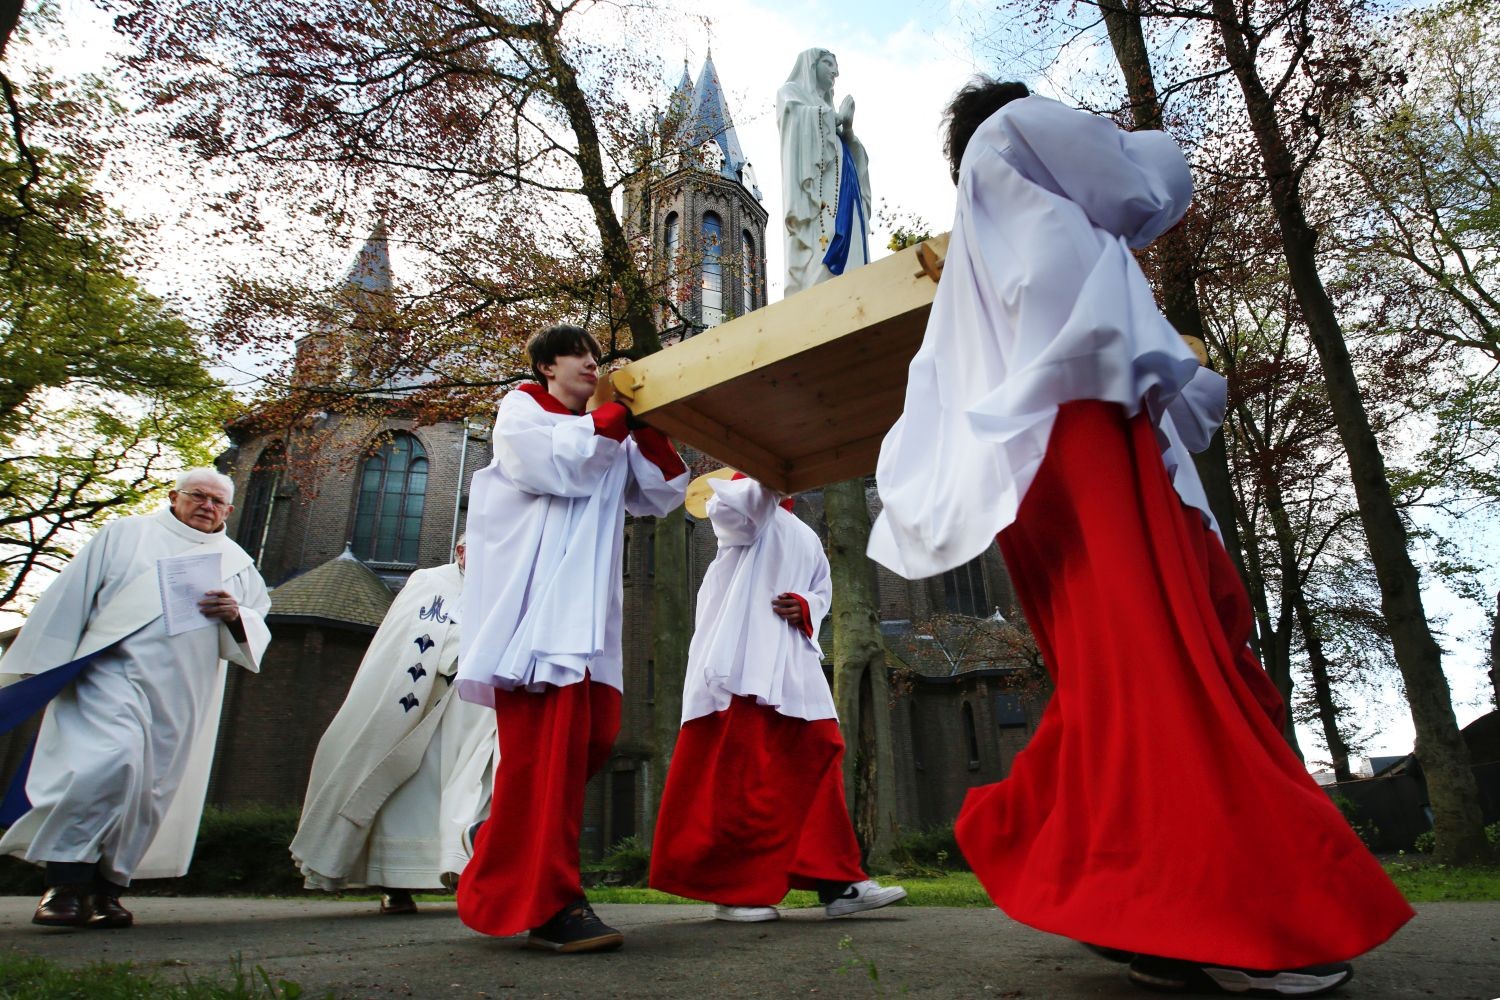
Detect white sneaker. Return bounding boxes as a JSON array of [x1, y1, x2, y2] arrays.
[[824, 879, 907, 917], [713, 904, 780, 922]]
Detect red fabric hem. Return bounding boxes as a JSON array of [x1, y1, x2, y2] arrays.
[[956, 400, 1412, 969], [457, 677, 620, 936], [650, 697, 864, 905], [515, 381, 573, 415]]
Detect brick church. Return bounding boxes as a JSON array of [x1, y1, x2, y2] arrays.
[[208, 57, 1046, 859]]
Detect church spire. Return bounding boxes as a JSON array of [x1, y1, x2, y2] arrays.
[[343, 216, 392, 296]]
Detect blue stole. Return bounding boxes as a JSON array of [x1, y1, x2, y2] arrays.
[[821, 138, 868, 276], [0, 653, 103, 825]]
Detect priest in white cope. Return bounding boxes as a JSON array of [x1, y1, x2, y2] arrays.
[[649, 474, 904, 923], [291, 535, 495, 915], [455, 324, 688, 954], [0, 469, 270, 929], [777, 48, 871, 292], [868, 80, 1411, 997]]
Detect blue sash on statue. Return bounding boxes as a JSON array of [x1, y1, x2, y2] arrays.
[[821, 138, 868, 276], [0, 653, 101, 825]]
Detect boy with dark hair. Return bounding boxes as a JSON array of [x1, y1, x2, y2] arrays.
[[868, 79, 1411, 996], [455, 323, 688, 953]]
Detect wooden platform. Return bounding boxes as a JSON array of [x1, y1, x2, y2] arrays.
[[612, 234, 948, 494]]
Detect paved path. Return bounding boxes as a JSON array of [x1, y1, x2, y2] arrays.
[[0, 898, 1495, 999]]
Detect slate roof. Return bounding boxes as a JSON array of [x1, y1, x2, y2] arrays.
[[344, 218, 392, 295], [664, 54, 762, 200], [268, 549, 393, 629]]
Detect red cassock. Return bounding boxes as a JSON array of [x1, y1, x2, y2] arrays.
[[955, 400, 1414, 969], [650, 696, 866, 905], [455, 383, 688, 937], [458, 675, 620, 935]]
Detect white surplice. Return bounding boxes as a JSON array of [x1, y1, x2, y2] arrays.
[[868, 95, 1226, 580], [682, 478, 835, 725], [457, 387, 689, 703], [0, 508, 270, 884], [292, 562, 496, 890]]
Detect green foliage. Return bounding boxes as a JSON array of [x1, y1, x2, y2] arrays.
[[1329, 794, 1383, 850], [836, 934, 908, 996], [1412, 821, 1500, 855], [168, 806, 304, 896], [0, 953, 326, 999], [0, 805, 302, 897], [886, 226, 933, 252], [587, 834, 651, 888], [889, 824, 966, 876], [0, 133, 231, 609]]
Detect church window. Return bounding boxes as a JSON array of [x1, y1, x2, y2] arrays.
[[942, 555, 989, 618], [741, 230, 756, 312], [701, 211, 724, 328], [352, 433, 428, 564], [963, 701, 981, 769], [236, 441, 284, 564], [664, 212, 680, 273]]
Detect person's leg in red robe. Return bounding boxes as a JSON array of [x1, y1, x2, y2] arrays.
[[955, 400, 1412, 970], [457, 674, 621, 936], [650, 696, 865, 905]]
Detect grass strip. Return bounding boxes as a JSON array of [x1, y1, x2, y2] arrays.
[[0, 954, 326, 999]]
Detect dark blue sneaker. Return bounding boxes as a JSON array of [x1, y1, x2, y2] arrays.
[[524, 898, 624, 954]]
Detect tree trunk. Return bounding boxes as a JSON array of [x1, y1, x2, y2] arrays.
[[0, 0, 21, 60], [647, 509, 692, 840], [823, 478, 897, 865], [1099, 0, 1250, 586], [1296, 593, 1353, 781], [1237, 494, 1303, 755], [1490, 592, 1500, 712], [1212, 0, 1490, 863]]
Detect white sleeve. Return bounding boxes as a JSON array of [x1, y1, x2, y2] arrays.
[[704, 478, 781, 547], [492, 393, 622, 499], [622, 439, 689, 518]]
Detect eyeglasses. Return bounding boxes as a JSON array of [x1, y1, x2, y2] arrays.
[[177, 489, 232, 509]]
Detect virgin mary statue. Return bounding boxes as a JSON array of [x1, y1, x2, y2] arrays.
[[777, 48, 871, 295]]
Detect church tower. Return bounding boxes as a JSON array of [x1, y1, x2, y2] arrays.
[[625, 54, 769, 342]]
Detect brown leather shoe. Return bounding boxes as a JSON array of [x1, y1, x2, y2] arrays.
[[86, 893, 133, 929], [379, 890, 418, 915], [32, 885, 91, 928]]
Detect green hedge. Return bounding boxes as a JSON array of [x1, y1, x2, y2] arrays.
[[889, 824, 968, 876], [0, 805, 304, 897]]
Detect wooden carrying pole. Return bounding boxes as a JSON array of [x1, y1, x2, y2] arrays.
[[611, 234, 948, 494]]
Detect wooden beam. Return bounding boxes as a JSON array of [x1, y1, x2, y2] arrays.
[[613, 234, 948, 491]]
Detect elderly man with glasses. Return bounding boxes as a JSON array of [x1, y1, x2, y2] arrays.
[[0, 468, 270, 929]]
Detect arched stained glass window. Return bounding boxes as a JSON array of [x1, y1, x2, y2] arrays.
[[664, 212, 680, 271], [235, 441, 284, 564], [701, 211, 723, 328], [352, 433, 427, 564], [741, 230, 756, 312]]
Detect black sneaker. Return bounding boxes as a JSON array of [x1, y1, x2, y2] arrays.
[[524, 898, 624, 954], [1128, 954, 1354, 996]]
